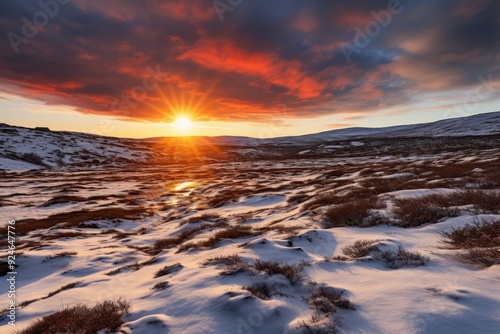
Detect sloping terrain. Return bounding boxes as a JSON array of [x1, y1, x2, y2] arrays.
[[1, 136, 499, 333], [1, 111, 500, 171]]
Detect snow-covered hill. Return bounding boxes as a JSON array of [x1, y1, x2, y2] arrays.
[[266, 111, 500, 145], [0, 124, 161, 171], [1, 111, 499, 171]]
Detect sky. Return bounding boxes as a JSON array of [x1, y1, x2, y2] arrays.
[[0, 0, 499, 138]]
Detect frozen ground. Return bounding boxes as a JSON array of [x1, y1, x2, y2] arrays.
[[0, 138, 499, 333]]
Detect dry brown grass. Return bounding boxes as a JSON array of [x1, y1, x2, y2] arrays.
[[154, 223, 226, 250], [178, 225, 258, 252], [423, 190, 500, 213], [205, 188, 253, 208], [16, 240, 44, 250], [152, 281, 169, 290], [439, 219, 500, 267], [341, 239, 381, 259], [461, 247, 500, 267], [16, 282, 81, 309], [179, 213, 222, 226], [39, 195, 87, 207], [374, 245, 428, 269], [45, 282, 81, 299], [252, 260, 309, 285], [201, 254, 242, 266], [244, 283, 272, 300], [43, 251, 77, 262], [287, 193, 310, 204], [308, 286, 355, 313], [393, 190, 500, 227], [420, 163, 474, 179], [297, 285, 355, 333], [302, 191, 355, 211], [8, 207, 149, 235], [323, 197, 382, 228], [256, 224, 303, 235], [16, 299, 131, 334], [40, 231, 88, 240], [154, 263, 183, 278], [105, 257, 156, 276], [393, 197, 453, 228], [440, 219, 500, 249]]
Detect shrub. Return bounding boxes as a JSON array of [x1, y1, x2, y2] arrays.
[[323, 197, 381, 228], [303, 192, 348, 211], [106, 257, 156, 276], [180, 213, 222, 226], [461, 247, 500, 267], [454, 190, 500, 213], [439, 219, 500, 267], [252, 260, 309, 285], [16, 281, 82, 308], [244, 283, 272, 300], [360, 176, 421, 195], [206, 188, 252, 208], [439, 219, 500, 249], [374, 245, 428, 269], [39, 195, 87, 207], [308, 286, 355, 313], [213, 225, 255, 240], [154, 263, 183, 278], [20, 152, 45, 166], [154, 224, 214, 250], [297, 285, 354, 334], [46, 282, 81, 298], [202, 254, 248, 275], [426, 190, 500, 214], [178, 225, 257, 252], [341, 239, 381, 259], [257, 224, 303, 235], [43, 251, 77, 262], [9, 207, 149, 235], [17, 299, 131, 334], [287, 194, 310, 204], [202, 254, 242, 266], [393, 191, 500, 227], [393, 197, 452, 227], [152, 281, 169, 290]]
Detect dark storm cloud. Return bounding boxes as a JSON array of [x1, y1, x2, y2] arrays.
[[0, 0, 498, 122]]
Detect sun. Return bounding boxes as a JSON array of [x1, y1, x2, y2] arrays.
[[173, 116, 192, 132]]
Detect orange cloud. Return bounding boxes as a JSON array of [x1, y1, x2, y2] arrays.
[[160, 0, 215, 22], [178, 38, 326, 100]]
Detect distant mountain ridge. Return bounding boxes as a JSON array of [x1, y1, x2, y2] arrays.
[[1, 111, 499, 170], [262, 111, 500, 145]]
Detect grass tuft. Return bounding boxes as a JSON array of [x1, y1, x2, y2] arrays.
[[154, 263, 183, 278], [252, 260, 309, 285], [323, 197, 382, 228], [439, 219, 500, 267], [16, 299, 131, 334], [308, 286, 355, 313], [244, 283, 272, 300], [341, 239, 381, 259], [374, 245, 428, 269], [43, 251, 77, 262]]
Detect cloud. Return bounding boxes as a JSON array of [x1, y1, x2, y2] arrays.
[[0, 0, 498, 123]]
